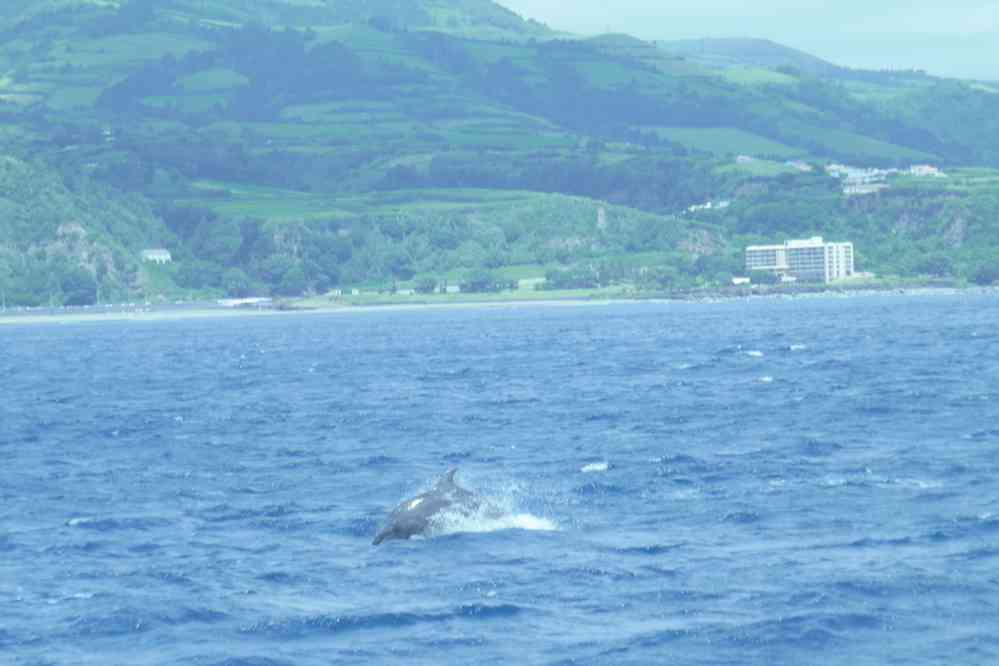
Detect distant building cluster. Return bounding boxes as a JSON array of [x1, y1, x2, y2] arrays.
[[826, 163, 947, 196], [687, 200, 731, 214], [746, 236, 855, 284], [785, 160, 814, 173]]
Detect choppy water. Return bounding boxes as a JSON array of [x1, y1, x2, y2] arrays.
[[2, 294, 998, 665]]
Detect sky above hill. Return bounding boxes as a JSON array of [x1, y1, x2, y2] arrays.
[[499, 1, 998, 80]]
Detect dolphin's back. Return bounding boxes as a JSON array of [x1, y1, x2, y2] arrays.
[[373, 469, 481, 545]]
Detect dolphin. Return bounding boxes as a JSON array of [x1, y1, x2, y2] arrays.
[[373, 469, 483, 545]]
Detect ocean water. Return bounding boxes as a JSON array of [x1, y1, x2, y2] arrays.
[[2, 293, 998, 665]]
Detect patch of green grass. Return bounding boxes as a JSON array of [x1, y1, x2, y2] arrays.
[[143, 93, 227, 114], [843, 80, 911, 104], [312, 24, 401, 51], [577, 59, 661, 89], [719, 66, 795, 86], [177, 68, 248, 93], [716, 159, 799, 177], [647, 126, 804, 158], [53, 33, 213, 70], [817, 128, 936, 161], [205, 121, 356, 142]]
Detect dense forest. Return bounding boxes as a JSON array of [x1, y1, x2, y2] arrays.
[[1, 0, 998, 306]]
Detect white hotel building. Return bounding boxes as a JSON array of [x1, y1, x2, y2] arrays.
[[745, 237, 855, 283]]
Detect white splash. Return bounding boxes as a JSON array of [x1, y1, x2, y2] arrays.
[[581, 462, 610, 473], [789, 344, 808, 352], [427, 481, 559, 537], [759, 376, 775, 383], [407, 498, 424, 510], [433, 510, 558, 536], [746, 350, 765, 358]]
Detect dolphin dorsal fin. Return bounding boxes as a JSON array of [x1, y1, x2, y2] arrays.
[[436, 468, 459, 488]]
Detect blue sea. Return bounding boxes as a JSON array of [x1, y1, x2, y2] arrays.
[[2, 293, 998, 665]]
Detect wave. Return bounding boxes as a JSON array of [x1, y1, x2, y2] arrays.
[[205, 659, 296, 666], [65, 516, 171, 531], [614, 543, 685, 557], [721, 510, 762, 524], [573, 481, 628, 497], [256, 571, 309, 585], [195, 503, 311, 529], [66, 605, 229, 639], [797, 438, 844, 457], [240, 604, 524, 639], [67, 610, 155, 638], [722, 612, 884, 649]]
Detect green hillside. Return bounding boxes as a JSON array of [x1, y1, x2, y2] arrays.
[[0, 155, 170, 306], [1, 0, 999, 304]]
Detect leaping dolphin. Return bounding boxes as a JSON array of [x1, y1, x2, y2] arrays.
[[373, 469, 483, 545]]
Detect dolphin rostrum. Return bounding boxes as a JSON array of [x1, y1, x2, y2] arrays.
[[373, 469, 483, 545]]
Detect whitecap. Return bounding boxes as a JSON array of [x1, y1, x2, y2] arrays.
[[746, 350, 765, 358], [759, 376, 774, 383], [66, 517, 95, 527], [581, 462, 610, 473]]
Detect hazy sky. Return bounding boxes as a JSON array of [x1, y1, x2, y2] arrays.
[[498, 1, 999, 79]]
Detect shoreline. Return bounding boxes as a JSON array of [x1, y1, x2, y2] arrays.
[[0, 284, 994, 327]]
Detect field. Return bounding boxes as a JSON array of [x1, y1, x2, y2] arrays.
[[716, 159, 800, 177], [785, 123, 938, 162], [719, 66, 796, 86], [645, 127, 805, 158], [180, 182, 618, 224]]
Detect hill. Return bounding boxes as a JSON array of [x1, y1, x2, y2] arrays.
[[1, 0, 999, 303], [0, 155, 169, 306], [657, 38, 844, 77]]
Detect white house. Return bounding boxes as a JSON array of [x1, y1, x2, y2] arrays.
[[141, 249, 172, 264]]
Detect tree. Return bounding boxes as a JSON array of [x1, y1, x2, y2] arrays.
[[60, 266, 98, 306], [276, 265, 307, 296], [913, 253, 954, 278], [222, 268, 253, 297], [176, 260, 223, 289], [194, 216, 243, 266]]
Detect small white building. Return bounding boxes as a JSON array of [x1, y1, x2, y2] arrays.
[[746, 237, 855, 283], [141, 249, 172, 264], [910, 164, 947, 178]]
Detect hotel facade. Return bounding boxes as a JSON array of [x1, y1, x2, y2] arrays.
[[745, 237, 855, 283]]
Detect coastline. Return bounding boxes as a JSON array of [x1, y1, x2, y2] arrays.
[[0, 283, 993, 327], [0, 298, 620, 327]]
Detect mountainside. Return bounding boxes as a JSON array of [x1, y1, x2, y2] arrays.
[[2, 0, 999, 305], [657, 38, 844, 77], [0, 155, 168, 306]]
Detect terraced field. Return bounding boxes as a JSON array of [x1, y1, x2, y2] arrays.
[[643, 127, 803, 158]]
